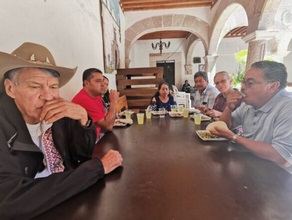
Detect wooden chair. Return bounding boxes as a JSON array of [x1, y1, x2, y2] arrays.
[[116, 95, 139, 113], [117, 95, 128, 113]]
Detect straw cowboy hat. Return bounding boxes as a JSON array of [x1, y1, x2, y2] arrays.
[[0, 42, 77, 89]]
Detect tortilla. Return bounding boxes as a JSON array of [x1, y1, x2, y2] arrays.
[[118, 118, 133, 124], [206, 121, 228, 132]]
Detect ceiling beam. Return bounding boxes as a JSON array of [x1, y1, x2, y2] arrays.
[[120, 0, 217, 12]]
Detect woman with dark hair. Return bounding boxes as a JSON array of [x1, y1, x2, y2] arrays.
[[150, 82, 177, 111], [102, 76, 110, 112]]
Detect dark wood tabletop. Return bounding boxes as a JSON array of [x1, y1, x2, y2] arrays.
[[37, 114, 292, 220]]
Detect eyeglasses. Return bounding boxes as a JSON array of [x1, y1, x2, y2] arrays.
[[214, 79, 227, 86], [240, 80, 269, 88]]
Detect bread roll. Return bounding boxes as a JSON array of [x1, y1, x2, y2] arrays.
[[206, 121, 228, 132]]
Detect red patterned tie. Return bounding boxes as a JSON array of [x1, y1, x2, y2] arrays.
[[43, 128, 65, 173]]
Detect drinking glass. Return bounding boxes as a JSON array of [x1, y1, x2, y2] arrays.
[[159, 108, 165, 118], [137, 113, 144, 124], [171, 105, 177, 112], [183, 108, 189, 118], [125, 110, 132, 119], [145, 109, 152, 119], [194, 114, 201, 125]]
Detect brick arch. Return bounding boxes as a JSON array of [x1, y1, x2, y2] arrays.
[[260, 0, 292, 55], [209, 0, 287, 56], [207, 0, 269, 75], [209, 0, 289, 62], [125, 14, 209, 67], [209, 3, 248, 55], [258, 0, 282, 29]]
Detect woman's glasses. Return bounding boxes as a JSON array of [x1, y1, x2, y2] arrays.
[[214, 79, 227, 86]]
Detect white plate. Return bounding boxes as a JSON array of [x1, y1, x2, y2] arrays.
[[114, 120, 127, 127], [114, 119, 133, 127], [190, 114, 211, 121], [196, 130, 227, 141], [119, 110, 134, 117], [118, 118, 133, 124], [151, 111, 168, 115], [168, 112, 183, 117], [188, 108, 201, 114]]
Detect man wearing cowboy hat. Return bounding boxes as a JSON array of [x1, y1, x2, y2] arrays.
[[0, 42, 123, 219]]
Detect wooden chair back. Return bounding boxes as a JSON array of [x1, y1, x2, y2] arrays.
[[116, 95, 129, 113], [116, 67, 163, 111]]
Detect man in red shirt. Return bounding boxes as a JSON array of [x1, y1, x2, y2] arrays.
[[72, 68, 119, 141]]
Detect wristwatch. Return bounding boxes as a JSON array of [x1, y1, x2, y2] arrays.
[[85, 119, 92, 127], [230, 134, 238, 143]]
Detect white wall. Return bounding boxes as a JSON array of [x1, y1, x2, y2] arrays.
[[189, 41, 205, 85], [284, 39, 292, 83], [130, 38, 187, 67], [216, 37, 247, 77], [130, 38, 188, 88], [0, 0, 123, 100]]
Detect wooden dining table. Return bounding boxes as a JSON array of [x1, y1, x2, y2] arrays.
[[36, 114, 292, 220]]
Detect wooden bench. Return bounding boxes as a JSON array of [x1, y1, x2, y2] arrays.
[[116, 67, 164, 111], [116, 95, 139, 113]]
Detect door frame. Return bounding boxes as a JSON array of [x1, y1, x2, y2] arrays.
[[156, 60, 175, 86], [149, 52, 183, 89]]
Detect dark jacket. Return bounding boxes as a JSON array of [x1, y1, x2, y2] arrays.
[[182, 83, 191, 93], [0, 92, 104, 220]]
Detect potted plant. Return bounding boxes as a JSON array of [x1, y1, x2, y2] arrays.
[[233, 49, 247, 88]]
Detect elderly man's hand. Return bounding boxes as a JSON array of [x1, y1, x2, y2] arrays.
[[197, 105, 208, 112], [205, 109, 222, 118], [101, 150, 123, 174], [226, 90, 244, 110], [40, 98, 88, 125], [210, 125, 234, 140]]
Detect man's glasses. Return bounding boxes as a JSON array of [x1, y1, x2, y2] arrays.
[[214, 79, 227, 86], [240, 80, 269, 88]]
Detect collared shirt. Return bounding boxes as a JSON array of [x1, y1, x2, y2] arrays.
[[193, 84, 219, 109], [232, 89, 292, 173], [213, 88, 240, 112]]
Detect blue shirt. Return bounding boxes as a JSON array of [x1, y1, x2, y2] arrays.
[[232, 89, 292, 173], [150, 95, 177, 111]]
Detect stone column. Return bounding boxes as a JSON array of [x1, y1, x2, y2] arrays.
[[125, 58, 131, 68], [184, 64, 192, 75], [242, 31, 276, 70], [203, 55, 218, 83]]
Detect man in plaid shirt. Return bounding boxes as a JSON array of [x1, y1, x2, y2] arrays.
[[193, 71, 219, 111]]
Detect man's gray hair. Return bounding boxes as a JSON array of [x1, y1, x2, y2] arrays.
[[251, 61, 287, 89], [4, 67, 60, 85]]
